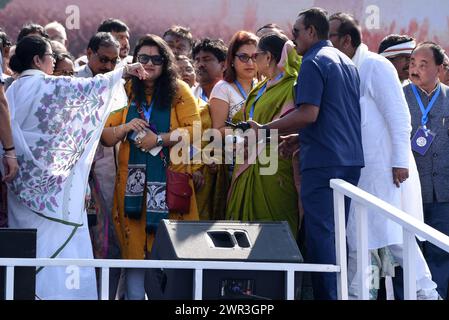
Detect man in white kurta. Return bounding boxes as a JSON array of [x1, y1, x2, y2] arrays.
[[329, 13, 438, 300]]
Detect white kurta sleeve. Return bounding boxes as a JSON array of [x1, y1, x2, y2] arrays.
[[369, 58, 412, 169]]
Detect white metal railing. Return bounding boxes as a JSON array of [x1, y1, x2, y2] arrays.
[[331, 178, 449, 300], [4, 179, 447, 300], [0, 256, 342, 300]]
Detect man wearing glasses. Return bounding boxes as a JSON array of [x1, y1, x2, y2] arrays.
[[76, 32, 120, 78], [249, 8, 364, 300], [163, 25, 194, 57], [97, 18, 133, 67]]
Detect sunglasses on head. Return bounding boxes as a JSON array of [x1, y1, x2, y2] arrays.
[[137, 54, 164, 66], [235, 53, 258, 63]]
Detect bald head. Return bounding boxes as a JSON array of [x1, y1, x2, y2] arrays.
[[45, 21, 67, 47]]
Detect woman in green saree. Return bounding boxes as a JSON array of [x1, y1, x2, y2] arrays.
[[226, 33, 301, 237]]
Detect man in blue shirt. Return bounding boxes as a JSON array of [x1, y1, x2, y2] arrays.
[[249, 8, 364, 299]]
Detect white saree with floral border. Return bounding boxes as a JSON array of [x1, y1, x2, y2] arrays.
[[2, 68, 126, 300]]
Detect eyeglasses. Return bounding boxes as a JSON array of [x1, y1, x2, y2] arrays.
[[43, 52, 56, 60], [137, 54, 164, 66], [235, 53, 258, 63], [94, 52, 120, 65], [53, 70, 75, 76]]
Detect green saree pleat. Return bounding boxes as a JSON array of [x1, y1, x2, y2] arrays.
[[226, 48, 301, 237]]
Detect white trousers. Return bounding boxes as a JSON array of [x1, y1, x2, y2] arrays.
[[348, 242, 437, 299]]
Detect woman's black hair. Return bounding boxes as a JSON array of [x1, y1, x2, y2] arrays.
[[9, 35, 51, 73], [258, 33, 289, 64], [131, 34, 178, 109]]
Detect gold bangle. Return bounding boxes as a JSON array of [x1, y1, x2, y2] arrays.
[[113, 124, 127, 142], [2, 154, 17, 159]]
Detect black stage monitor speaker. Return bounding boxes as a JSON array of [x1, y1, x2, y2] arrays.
[[146, 220, 303, 300], [0, 228, 37, 300]]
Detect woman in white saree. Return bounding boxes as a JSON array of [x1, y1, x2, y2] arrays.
[[1, 35, 147, 300]]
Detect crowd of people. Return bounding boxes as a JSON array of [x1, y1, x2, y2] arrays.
[[0, 7, 448, 300]]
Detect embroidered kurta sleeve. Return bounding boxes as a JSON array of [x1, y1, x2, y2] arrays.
[[369, 58, 411, 169], [172, 80, 201, 142], [5, 68, 126, 223], [104, 108, 125, 128]]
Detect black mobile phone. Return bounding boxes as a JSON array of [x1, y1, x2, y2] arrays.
[[225, 121, 251, 131], [225, 120, 238, 128]]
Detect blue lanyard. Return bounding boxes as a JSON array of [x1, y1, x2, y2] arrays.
[[200, 88, 208, 103], [248, 83, 267, 120], [234, 80, 252, 100], [248, 73, 283, 120], [411, 83, 441, 128], [143, 98, 155, 123]]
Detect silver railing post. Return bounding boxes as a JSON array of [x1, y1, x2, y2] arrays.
[[5, 266, 15, 300], [100, 267, 110, 300], [333, 188, 348, 300], [285, 269, 295, 300], [356, 206, 370, 300], [403, 229, 417, 300], [193, 268, 203, 300]]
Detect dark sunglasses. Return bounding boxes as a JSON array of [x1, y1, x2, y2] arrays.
[[235, 53, 258, 63], [137, 54, 164, 66], [94, 52, 120, 65]]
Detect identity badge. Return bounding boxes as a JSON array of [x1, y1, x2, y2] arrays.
[[411, 126, 436, 156]]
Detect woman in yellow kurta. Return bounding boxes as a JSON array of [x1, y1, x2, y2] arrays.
[[101, 34, 200, 299]]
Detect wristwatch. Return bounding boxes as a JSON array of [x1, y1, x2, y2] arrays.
[[156, 134, 163, 147]]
